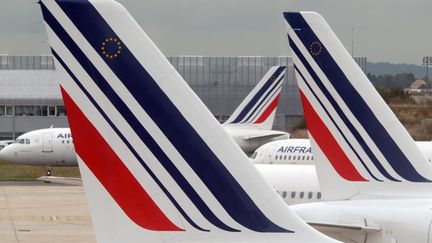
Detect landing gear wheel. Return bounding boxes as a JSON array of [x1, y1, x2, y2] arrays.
[[44, 166, 52, 183]]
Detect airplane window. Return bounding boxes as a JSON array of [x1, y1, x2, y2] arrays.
[[302, 156, 305, 160], [282, 191, 287, 198], [284, 155, 287, 160], [57, 106, 66, 116], [308, 192, 313, 199], [18, 139, 24, 144], [62, 140, 65, 144], [67, 140, 70, 144], [299, 192, 304, 199], [317, 192, 322, 199], [306, 156, 310, 160], [288, 155, 291, 160], [311, 156, 314, 160], [291, 191, 296, 198], [25, 139, 30, 144], [275, 155, 278, 160]]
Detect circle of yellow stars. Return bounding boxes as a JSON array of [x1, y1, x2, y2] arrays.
[[309, 41, 323, 56], [101, 37, 122, 60]]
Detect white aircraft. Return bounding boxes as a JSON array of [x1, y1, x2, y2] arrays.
[[38, 0, 338, 242], [0, 128, 76, 168], [222, 66, 289, 152], [252, 139, 432, 165], [285, 11, 432, 243], [0, 66, 289, 168]]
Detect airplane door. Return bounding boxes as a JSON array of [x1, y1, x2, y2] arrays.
[[42, 133, 53, 153], [265, 143, 277, 164]]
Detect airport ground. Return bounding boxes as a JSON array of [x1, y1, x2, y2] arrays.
[[0, 161, 80, 181], [0, 181, 94, 243]]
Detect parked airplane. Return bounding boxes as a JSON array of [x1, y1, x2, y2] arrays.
[[252, 139, 432, 165], [222, 66, 289, 152], [38, 0, 338, 242], [285, 11, 432, 243], [0, 66, 289, 168], [0, 128, 76, 169]]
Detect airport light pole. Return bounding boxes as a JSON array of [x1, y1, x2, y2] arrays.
[[423, 56, 432, 82]]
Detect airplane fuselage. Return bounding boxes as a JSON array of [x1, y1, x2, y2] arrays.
[[0, 128, 76, 166], [252, 139, 432, 165]]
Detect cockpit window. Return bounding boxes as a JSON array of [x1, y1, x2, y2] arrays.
[[15, 139, 30, 144], [251, 152, 257, 159]]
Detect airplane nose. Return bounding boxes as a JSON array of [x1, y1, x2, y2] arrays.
[[0, 146, 14, 163]]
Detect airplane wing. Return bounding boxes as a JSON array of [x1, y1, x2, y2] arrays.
[[308, 221, 382, 234], [242, 133, 289, 141], [37, 176, 83, 186], [307, 221, 382, 243]]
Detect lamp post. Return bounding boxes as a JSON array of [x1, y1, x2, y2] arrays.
[[423, 56, 432, 82]]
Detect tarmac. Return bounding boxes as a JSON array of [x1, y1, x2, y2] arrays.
[[0, 181, 95, 243]]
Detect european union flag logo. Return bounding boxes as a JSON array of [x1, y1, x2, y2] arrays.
[[309, 41, 323, 56], [101, 37, 122, 60]]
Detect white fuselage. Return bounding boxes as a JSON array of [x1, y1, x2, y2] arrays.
[[0, 128, 76, 167], [252, 139, 432, 165], [251, 138, 314, 164]]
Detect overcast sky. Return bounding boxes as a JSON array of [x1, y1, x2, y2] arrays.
[[1, 0, 430, 65]]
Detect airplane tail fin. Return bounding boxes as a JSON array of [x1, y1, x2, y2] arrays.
[[40, 1, 338, 242], [224, 66, 286, 130], [284, 12, 432, 200]]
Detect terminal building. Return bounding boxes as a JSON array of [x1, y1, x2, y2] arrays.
[[0, 55, 367, 140]]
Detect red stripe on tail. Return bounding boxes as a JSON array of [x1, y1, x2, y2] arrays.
[[61, 87, 184, 231], [300, 90, 367, 181], [254, 94, 280, 124]]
